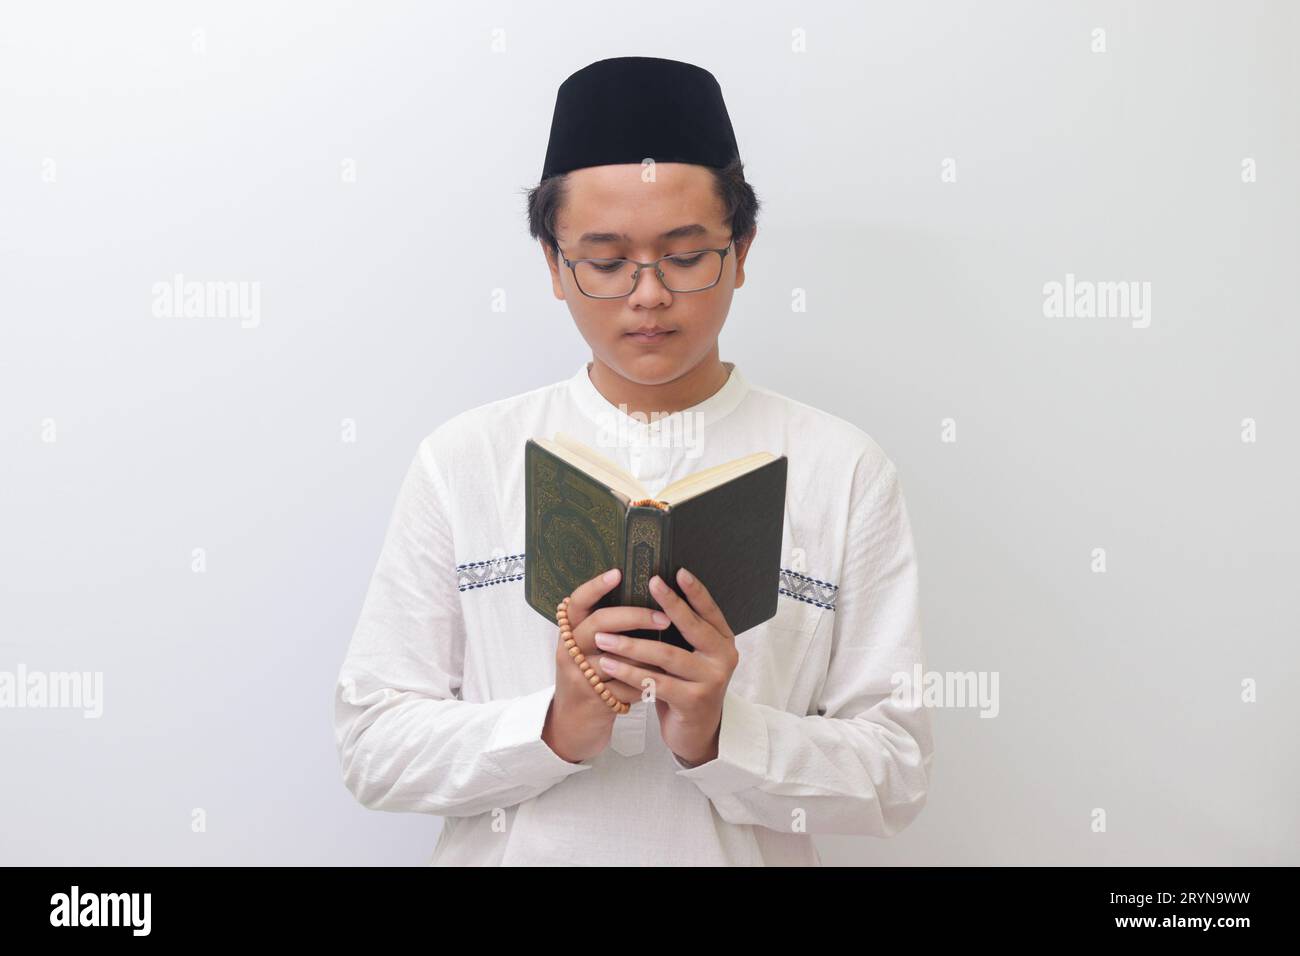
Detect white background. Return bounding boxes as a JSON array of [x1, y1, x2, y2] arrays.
[[1, 0, 1296, 864]]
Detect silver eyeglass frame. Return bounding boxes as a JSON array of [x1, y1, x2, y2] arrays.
[[558, 238, 734, 299]]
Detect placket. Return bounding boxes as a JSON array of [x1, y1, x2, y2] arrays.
[[627, 421, 673, 490], [609, 699, 650, 756]]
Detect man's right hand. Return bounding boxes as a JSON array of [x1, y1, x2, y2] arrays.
[[542, 567, 671, 763]]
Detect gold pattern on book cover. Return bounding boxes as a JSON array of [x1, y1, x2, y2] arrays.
[[625, 511, 663, 604], [530, 454, 622, 614]]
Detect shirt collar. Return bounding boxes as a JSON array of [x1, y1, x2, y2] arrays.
[[567, 359, 750, 440]]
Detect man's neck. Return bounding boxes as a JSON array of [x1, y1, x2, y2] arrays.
[[587, 351, 730, 419]]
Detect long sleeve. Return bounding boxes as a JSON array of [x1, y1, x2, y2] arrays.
[[333, 434, 593, 817], [671, 453, 934, 837]]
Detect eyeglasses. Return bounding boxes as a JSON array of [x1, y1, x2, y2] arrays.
[[559, 239, 733, 299]]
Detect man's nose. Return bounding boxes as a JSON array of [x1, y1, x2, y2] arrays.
[[628, 263, 673, 306]]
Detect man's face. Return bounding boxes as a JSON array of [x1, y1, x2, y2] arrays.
[[543, 162, 752, 386]]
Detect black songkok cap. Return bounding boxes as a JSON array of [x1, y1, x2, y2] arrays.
[[540, 56, 741, 180]]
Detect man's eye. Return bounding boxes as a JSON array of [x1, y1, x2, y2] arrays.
[[667, 254, 705, 267], [591, 261, 626, 273]]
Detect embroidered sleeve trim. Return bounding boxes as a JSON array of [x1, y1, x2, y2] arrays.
[[456, 553, 526, 591], [455, 555, 838, 611], [777, 569, 839, 610]]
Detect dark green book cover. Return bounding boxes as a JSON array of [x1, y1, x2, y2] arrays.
[[525, 437, 787, 651]]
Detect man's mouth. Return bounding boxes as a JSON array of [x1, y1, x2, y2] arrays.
[[625, 328, 676, 342]]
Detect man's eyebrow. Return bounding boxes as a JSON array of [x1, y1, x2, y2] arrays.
[[577, 223, 710, 244]]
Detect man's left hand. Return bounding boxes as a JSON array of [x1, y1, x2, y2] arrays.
[[593, 567, 738, 767]]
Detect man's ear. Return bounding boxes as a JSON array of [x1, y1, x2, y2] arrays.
[[733, 228, 757, 289], [542, 240, 566, 300]]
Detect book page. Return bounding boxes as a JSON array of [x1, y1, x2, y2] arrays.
[[535, 436, 648, 501], [658, 452, 776, 505], [551, 432, 641, 487], [543, 433, 776, 508]]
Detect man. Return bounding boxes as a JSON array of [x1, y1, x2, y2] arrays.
[[334, 55, 933, 865]]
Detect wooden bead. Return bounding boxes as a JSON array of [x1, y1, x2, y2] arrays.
[[558, 590, 632, 713]]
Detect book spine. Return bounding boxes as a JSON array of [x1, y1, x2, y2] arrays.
[[659, 508, 674, 598], [621, 506, 667, 608], [524, 440, 541, 617]]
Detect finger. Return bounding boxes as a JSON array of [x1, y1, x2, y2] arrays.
[[597, 656, 689, 704], [593, 631, 704, 681], [570, 624, 668, 668], [674, 567, 734, 640], [648, 574, 723, 654], [562, 649, 645, 704], [598, 674, 645, 706], [581, 605, 670, 640], [589, 649, 666, 675], [563, 567, 622, 626]]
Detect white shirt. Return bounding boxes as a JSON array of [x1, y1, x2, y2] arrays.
[[333, 360, 933, 865]]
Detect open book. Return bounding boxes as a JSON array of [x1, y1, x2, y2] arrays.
[[525, 432, 788, 650]]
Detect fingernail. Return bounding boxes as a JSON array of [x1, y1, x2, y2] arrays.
[[652, 611, 669, 627], [678, 567, 694, 585], [600, 657, 619, 670], [649, 575, 664, 592], [594, 632, 615, 648], [604, 568, 620, 584]]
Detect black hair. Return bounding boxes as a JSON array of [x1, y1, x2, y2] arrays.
[[523, 157, 760, 263]]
